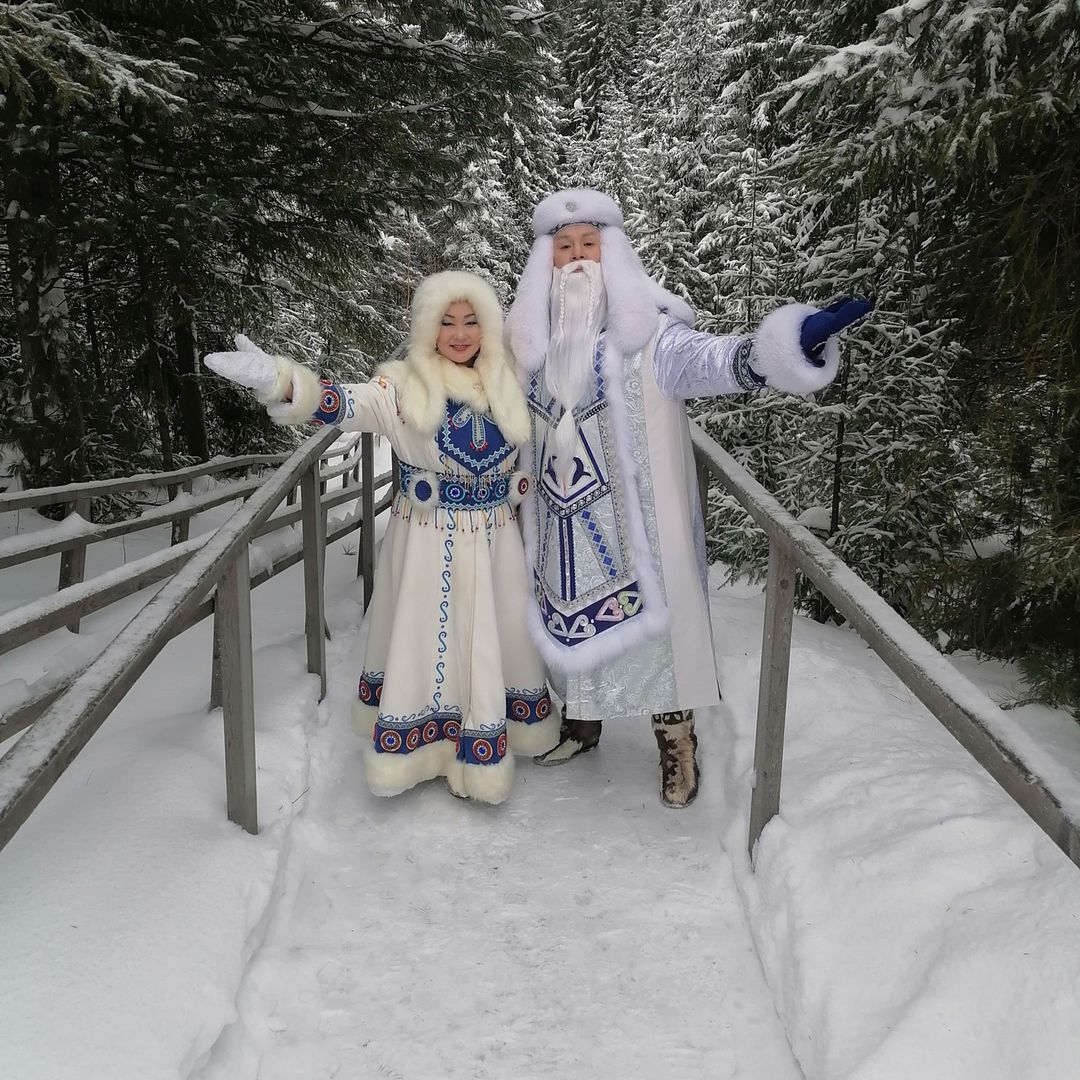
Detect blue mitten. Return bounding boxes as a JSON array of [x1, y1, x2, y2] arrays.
[[799, 297, 874, 366]]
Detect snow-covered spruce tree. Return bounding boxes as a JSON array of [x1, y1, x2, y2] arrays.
[[0, 2, 185, 489], [0, 0, 550, 488], [772, 0, 1080, 709]]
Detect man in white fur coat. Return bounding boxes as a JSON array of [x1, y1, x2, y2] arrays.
[[506, 187, 871, 807]]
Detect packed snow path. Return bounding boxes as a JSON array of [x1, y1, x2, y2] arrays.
[[2, 482, 1079, 1079], [193, 618, 803, 1080]]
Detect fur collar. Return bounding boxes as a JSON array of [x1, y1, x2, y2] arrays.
[[377, 270, 531, 446]]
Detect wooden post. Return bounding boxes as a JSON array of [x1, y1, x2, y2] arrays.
[[57, 497, 92, 632], [301, 461, 327, 698], [217, 546, 258, 834], [747, 541, 797, 859], [171, 478, 194, 546], [209, 605, 223, 709], [695, 450, 710, 523], [391, 448, 400, 499], [359, 433, 375, 609]]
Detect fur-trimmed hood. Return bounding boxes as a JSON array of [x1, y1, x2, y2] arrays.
[[377, 270, 531, 446], [507, 188, 697, 374]]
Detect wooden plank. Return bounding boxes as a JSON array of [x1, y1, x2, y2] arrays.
[[57, 498, 93, 633], [695, 450, 710, 528], [0, 481, 396, 747], [301, 462, 327, 698], [0, 474, 264, 572], [360, 434, 375, 609], [0, 537, 204, 658], [0, 428, 338, 854], [217, 546, 258, 834], [689, 420, 1080, 870], [172, 479, 194, 546], [747, 542, 797, 858], [209, 611, 223, 711], [0, 453, 288, 513]]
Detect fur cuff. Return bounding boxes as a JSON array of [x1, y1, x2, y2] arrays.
[[264, 359, 324, 425], [444, 754, 515, 805], [352, 701, 376, 739], [752, 303, 840, 395], [363, 740, 455, 797]]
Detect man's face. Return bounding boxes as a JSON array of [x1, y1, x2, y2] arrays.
[[552, 224, 602, 268]]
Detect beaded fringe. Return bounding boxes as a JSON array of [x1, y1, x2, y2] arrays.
[[391, 491, 517, 532]]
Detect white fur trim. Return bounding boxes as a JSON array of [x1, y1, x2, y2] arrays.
[[352, 700, 376, 739], [363, 739, 456, 797], [445, 753, 514, 805], [264, 359, 324, 425], [519, 338, 672, 676], [753, 303, 840, 395], [378, 270, 531, 445], [533, 188, 625, 235], [507, 196, 695, 375], [508, 470, 531, 507], [507, 711, 559, 755]]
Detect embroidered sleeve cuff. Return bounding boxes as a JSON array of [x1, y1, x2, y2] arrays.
[[734, 340, 768, 392]]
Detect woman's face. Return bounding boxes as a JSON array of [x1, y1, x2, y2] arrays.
[[436, 301, 482, 365]]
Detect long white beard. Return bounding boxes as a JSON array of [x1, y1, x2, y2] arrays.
[[545, 261, 607, 492]]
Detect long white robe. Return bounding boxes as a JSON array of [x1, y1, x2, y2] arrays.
[[521, 316, 764, 721], [313, 373, 557, 802]]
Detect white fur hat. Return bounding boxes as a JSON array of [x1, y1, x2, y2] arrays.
[[532, 189, 625, 236], [508, 188, 696, 373], [378, 270, 531, 445]]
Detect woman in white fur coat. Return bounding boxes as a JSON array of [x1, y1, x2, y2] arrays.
[[204, 271, 559, 804]]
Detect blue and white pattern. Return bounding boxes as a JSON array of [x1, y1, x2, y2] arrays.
[[399, 461, 512, 512], [312, 379, 356, 426], [525, 334, 654, 651], [436, 400, 516, 475], [506, 686, 553, 725]]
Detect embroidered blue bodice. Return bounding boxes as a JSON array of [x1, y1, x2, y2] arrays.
[[437, 400, 515, 475]]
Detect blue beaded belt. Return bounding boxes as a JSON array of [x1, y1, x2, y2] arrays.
[[399, 461, 513, 511]]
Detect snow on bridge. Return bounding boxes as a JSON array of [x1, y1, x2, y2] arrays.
[[0, 486, 1078, 1080]]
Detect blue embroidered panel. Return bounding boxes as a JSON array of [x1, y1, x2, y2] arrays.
[[312, 379, 355, 426], [457, 724, 508, 766], [374, 709, 462, 754], [534, 575, 646, 647], [358, 670, 384, 707], [436, 400, 516, 475], [372, 705, 508, 768], [506, 687, 553, 726]]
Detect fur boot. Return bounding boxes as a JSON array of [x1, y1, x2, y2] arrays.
[[652, 710, 699, 808], [533, 713, 602, 766]]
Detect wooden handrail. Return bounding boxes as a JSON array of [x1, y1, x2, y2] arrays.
[[688, 420, 1080, 869], [0, 468, 394, 660], [0, 436, 359, 514], [0, 428, 345, 850]]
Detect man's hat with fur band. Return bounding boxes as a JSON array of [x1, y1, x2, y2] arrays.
[[507, 188, 696, 374]]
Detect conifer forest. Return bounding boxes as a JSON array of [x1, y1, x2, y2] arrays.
[[1, 1, 1078, 714]]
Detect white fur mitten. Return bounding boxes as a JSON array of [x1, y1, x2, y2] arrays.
[[203, 335, 289, 401]]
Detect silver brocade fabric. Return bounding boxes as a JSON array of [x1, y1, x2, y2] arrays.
[[651, 318, 761, 399], [549, 346, 680, 720]]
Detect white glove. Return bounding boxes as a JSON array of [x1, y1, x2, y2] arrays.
[[203, 335, 281, 397]]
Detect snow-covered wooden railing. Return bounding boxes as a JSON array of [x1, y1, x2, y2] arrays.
[[0, 439, 362, 633], [690, 422, 1080, 871], [0, 432, 394, 851]]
